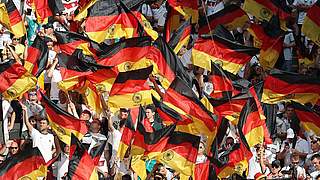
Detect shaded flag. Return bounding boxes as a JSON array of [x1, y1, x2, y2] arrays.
[[0, 0, 26, 37], [194, 160, 210, 180], [55, 31, 98, 56], [67, 133, 99, 180], [32, 0, 53, 24], [168, 19, 191, 54], [209, 62, 249, 99], [192, 34, 259, 74], [162, 77, 217, 153], [262, 69, 320, 105], [164, 5, 184, 42], [158, 131, 200, 177], [25, 35, 49, 77], [167, 0, 198, 23], [117, 111, 136, 160], [198, 5, 249, 35], [90, 140, 107, 165], [292, 102, 320, 136], [0, 146, 47, 179], [0, 59, 37, 101], [247, 16, 284, 69], [242, 0, 290, 30], [302, 0, 320, 46], [42, 93, 88, 145], [238, 98, 270, 147], [108, 66, 153, 109]]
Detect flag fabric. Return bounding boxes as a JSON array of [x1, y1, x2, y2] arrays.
[[209, 63, 248, 99], [162, 77, 217, 153], [302, 0, 320, 46], [238, 97, 269, 147], [90, 140, 107, 165], [247, 16, 284, 69], [0, 146, 47, 179], [198, 5, 249, 35], [42, 93, 88, 145], [262, 69, 320, 105], [164, 5, 183, 42], [168, 19, 191, 54], [67, 134, 99, 180], [192, 35, 259, 74], [158, 131, 200, 177], [55, 31, 97, 56], [131, 122, 176, 158], [0, 59, 37, 101], [32, 0, 53, 24], [167, 0, 198, 23], [25, 35, 49, 77], [194, 160, 210, 180], [108, 66, 153, 109], [0, 0, 26, 37], [292, 102, 320, 136], [117, 111, 136, 160], [242, 0, 290, 29]]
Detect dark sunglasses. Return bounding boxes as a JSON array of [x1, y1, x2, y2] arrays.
[[12, 38, 19, 41], [9, 147, 18, 150], [311, 140, 318, 144]]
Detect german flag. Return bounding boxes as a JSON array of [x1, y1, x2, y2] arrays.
[[192, 34, 259, 74], [0, 0, 26, 38], [214, 136, 252, 178], [74, 0, 98, 21], [292, 102, 320, 136], [238, 98, 269, 147], [0, 146, 47, 179], [55, 31, 97, 56], [117, 111, 136, 160], [194, 160, 210, 180], [32, 0, 53, 24], [262, 70, 320, 105], [108, 66, 153, 109], [42, 93, 88, 145], [242, 0, 290, 29], [164, 5, 184, 42], [131, 121, 176, 158], [162, 77, 217, 152], [168, 19, 191, 54], [67, 133, 99, 180], [198, 5, 249, 35], [0, 59, 37, 101], [302, 0, 320, 46], [209, 62, 247, 99], [247, 16, 284, 69], [207, 92, 251, 125], [158, 131, 200, 177], [90, 140, 107, 165], [167, 0, 198, 23], [25, 35, 49, 77]]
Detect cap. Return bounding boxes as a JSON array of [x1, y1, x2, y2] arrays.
[[286, 128, 295, 139]]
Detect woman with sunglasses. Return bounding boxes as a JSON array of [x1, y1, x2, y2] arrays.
[[267, 160, 283, 179], [0, 139, 20, 160]]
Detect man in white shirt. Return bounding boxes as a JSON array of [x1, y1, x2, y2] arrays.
[[311, 154, 320, 180], [282, 29, 296, 72], [22, 103, 55, 162]]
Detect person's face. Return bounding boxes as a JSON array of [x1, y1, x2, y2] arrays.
[[59, 91, 67, 104], [64, 145, 70, 154], [312, 158, 320, 170], [271, 165, 280, 174], [90, 122, 101, 133], [291, 158, 300, 167], [12, 37, 19, 45], [301, 68, 308, 75], [38, 120, 49, 132], [286, 107, 294, 118], [45, 28, 53, 35], [145, 109, 154, 119], [120, 111, 128, 120], [80, 113, 90, 121], [311, 140, 320, 152], [198, 142, 205, 154], [9, 142, 19, 155], [29, 91, 38, 102], [159, 166, 167, 176], [226, 138, 234, 149]]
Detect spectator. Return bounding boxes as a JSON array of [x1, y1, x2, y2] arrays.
[[282, 29, 296, 72], [0, 154, 5, 165], [311, 154, 320, 179], [143, 105, 163, 131], [267, 160, 283, 179], [196, 141, 207, 164], [11, 36, 25, 60]]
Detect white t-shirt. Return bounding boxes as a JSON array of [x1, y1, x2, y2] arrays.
[[31, 128, 55, 162], [283, 30, 295, 61], [56, 153, 69, 179], [207, 2, 224, 16], [141, 4, 153, 17], [293, 0, 316, 25], [50, 69, 62, 101], [152, 4, 167, 27], [2, 99, 12, 143]]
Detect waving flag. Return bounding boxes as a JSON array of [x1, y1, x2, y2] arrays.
[[32, 0, 53, 24], [198, 5, 249, 35], [117, 111, 136, 160], [302, 0, 320, 46], [25, 36, 49, 77], [168, 19, 191, 54], [0, 59, 37, 101], [167, 0, 198, 23], [0, 0, 26, 37]]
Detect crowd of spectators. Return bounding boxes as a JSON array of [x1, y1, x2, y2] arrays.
[[0, 0, 320, 179]]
